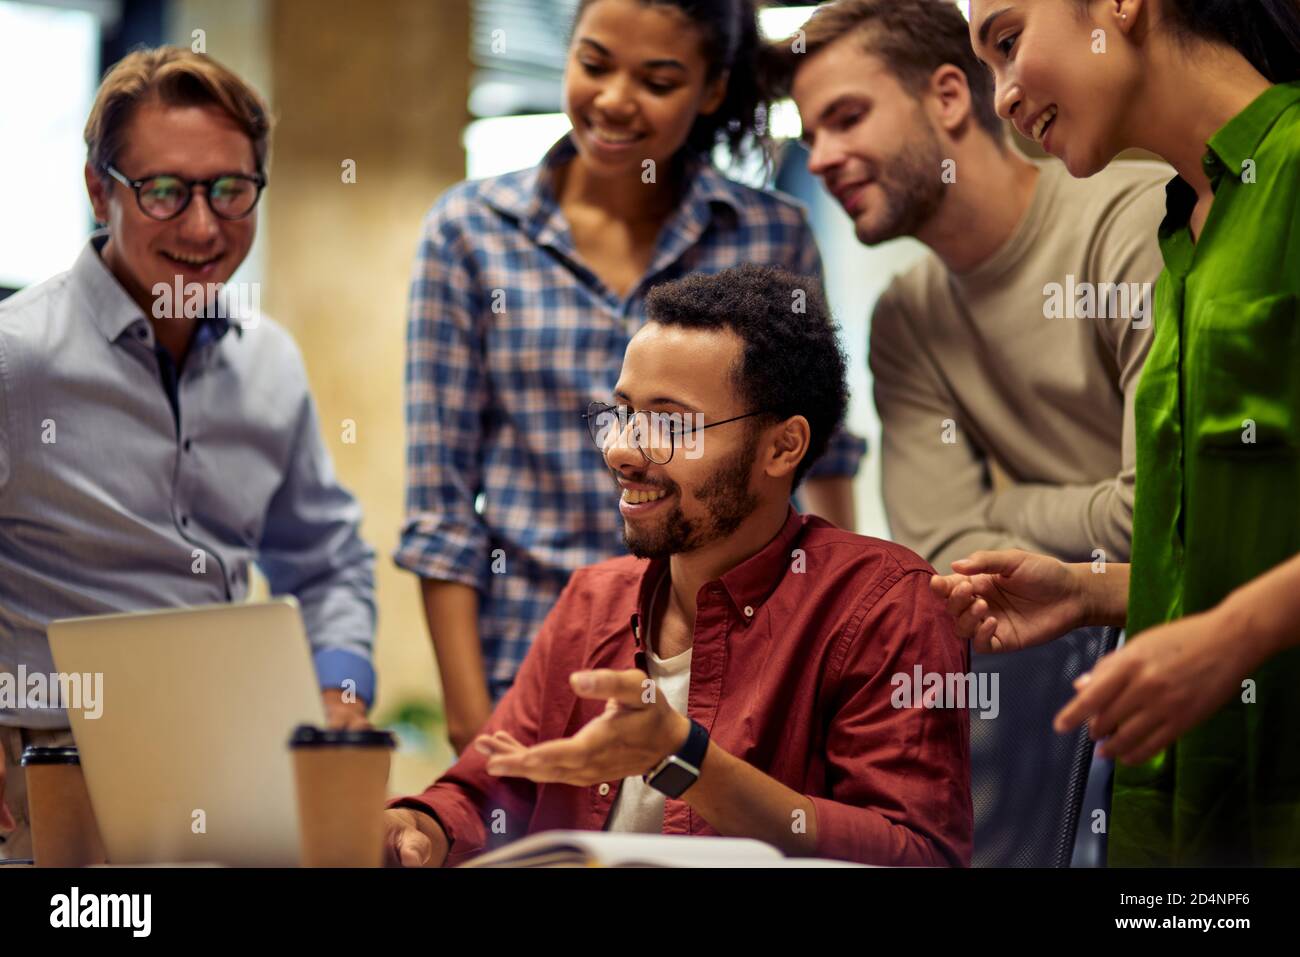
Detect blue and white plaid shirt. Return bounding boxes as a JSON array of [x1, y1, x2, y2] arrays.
[[396, 134, 865, 699]]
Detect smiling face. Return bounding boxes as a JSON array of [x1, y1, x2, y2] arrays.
[[969, 0, 1139, 176], [604, 322, 767, 560], [792, 35, 946, 245], [86, 99, 258, 310], [563, 0, 726, 177]]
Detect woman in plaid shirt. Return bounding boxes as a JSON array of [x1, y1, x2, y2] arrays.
[[397, 0, 865, 751]]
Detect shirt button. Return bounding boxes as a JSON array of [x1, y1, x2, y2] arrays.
[[180, 515, 189, 527], [743, 605, 754, 618], [598, 783, 611, 796], [183, 438, 192, 452]]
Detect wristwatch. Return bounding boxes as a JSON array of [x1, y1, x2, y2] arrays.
[[644, 718, 709, 798]]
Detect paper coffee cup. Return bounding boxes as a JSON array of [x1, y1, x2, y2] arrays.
[[20, 746, 107, 868], [289, 725, 395, 867]]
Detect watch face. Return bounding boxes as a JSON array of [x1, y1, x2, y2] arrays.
[[649, 761, 697, 798]]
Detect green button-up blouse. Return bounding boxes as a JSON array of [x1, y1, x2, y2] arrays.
[[1116, 82, 1300, 866]]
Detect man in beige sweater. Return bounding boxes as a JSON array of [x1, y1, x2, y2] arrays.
[[772, 0, 1169, 573]]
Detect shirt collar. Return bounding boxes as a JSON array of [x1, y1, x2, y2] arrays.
[[74, 233, 148, 343], [716, 505, 807, 618], [1203, 81, 1300, 179], [630, 505, 806, 648], [1159, 82, 1300, 260], [480, 132, 744, 247], [74, 232, 238, 346]]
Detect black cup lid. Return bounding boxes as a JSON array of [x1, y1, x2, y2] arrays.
[[289, 724, 395, 749], [20, 746, 80, 766]]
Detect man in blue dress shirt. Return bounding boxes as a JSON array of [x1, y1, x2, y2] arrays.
[[0, 47, 377, 860]]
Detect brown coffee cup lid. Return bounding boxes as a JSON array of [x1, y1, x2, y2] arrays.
[[289, 724, 396, 749], [20, 746, 80, 766]]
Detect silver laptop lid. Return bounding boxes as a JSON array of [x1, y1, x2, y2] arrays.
[[47, 598, 325, 866]]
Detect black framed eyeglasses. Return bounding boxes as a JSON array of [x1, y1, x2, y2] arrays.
[[102, 164, 267, 221], [582, 401, 768, 465]]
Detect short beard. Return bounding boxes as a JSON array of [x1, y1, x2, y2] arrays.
[[854, 109, 946, 246], [622, 434, 760, 561]]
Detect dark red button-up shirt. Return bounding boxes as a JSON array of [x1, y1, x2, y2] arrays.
[[393, 508, 972, 866]]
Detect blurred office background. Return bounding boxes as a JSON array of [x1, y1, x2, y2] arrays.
[[0, 0, 996, 790]]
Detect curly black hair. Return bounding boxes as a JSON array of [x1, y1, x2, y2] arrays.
[[643, 264, 850, 489]]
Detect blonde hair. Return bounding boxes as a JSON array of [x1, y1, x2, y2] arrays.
[[84, 46, 272, 178]]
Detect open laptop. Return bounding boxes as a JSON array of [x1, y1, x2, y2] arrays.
[[47, 598, 325, 866]]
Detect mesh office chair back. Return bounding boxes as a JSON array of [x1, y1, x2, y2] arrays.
[[969, 626, 1122, 867]]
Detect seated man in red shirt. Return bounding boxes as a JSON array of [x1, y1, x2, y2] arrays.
[[383, 264, 972, 866]]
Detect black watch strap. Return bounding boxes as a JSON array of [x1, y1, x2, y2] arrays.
[[644, 718, 709, 799]]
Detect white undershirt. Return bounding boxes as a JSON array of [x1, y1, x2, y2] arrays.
[[605, 574, 692, 833]]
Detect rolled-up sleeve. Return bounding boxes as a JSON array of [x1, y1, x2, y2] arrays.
[[787, 212, 867, 479], [258, 387, 378, 705], [393, 199, 492, 594], [810, 568, 973, 866], [810, 424, 870, 478]]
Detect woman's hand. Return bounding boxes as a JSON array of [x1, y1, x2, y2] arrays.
[[930, 549, 1116, 653], [1054, 606, 1255, 764]]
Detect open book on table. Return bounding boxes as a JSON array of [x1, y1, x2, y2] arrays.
[[459, 830, 870, 868]]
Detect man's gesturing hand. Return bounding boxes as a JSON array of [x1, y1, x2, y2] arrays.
[[476, 669, 688, 787]]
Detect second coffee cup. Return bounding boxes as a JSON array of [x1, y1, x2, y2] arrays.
[[21, 746, 108, 868], [289, 725, 395, 867]]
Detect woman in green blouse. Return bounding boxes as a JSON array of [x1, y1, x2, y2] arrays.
[[933, 0, 1300, 865]]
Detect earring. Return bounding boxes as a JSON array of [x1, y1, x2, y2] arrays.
[[1121, 12, 1128, 19]]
